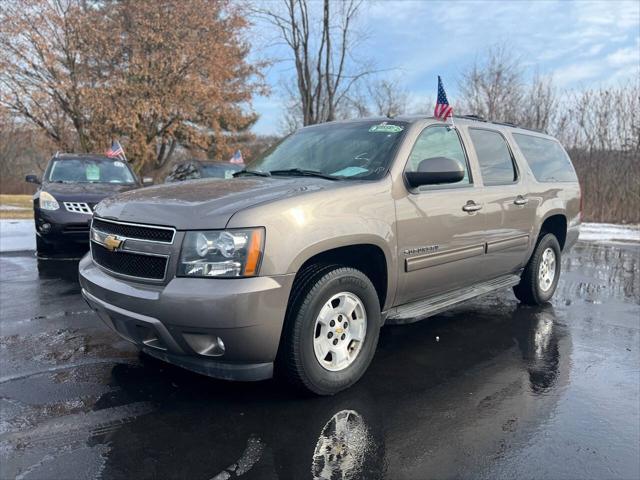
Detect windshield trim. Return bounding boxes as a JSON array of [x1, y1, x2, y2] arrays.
[[245, 120, 410, 182], [45, 158, 137, 185]]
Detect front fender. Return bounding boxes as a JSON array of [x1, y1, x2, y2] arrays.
[[226, 179, 399, 306]]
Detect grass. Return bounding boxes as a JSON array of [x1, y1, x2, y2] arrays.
[[0, 194, 33, 219]]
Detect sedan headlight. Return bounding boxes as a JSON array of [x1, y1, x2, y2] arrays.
[[178, 228, 264, 278], [39, 191, 59, 211]]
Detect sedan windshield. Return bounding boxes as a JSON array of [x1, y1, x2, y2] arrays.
[[46, 158, 136, 184], [248, 120, 408, 180]]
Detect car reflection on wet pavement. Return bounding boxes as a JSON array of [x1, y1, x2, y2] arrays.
[[0, 242, 638, 480]]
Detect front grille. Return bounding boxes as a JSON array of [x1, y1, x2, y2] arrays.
[[91, 242, 167, 280], [92, 218, 174, 243], [64, 202, 92, 214]]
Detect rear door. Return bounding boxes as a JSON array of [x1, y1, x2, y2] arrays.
[[394, 125, 487, 305], [465, 127, 537, 279]]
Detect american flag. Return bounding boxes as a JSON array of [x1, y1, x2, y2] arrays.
[[434, 76, 453, 121], [229, 149, 244, 164], [106, 140, 125, 160]]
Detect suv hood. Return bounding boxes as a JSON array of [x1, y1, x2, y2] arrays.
[[94, 177, 338, 229]]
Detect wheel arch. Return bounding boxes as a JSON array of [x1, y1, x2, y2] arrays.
[[539, 213, 567, 250], [290, 240, 392, 311]]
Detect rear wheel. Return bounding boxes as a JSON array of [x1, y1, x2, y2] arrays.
[[280, 266, 380, 395], [513, 233, 561, 305]]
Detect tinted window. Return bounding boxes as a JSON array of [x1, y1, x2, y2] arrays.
[[46, 158, 136, 184], [512, 133, 578, 182], [468, 129, 517, 185], [406, 126, 470, 186], [249, 121, 408, 180]]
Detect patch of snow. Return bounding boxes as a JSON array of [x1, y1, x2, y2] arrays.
[[0, 219, 36, 252], [579, 223, 640, 244]]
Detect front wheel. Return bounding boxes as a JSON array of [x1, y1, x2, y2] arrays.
[[513, 233, 561, 305], [280, 266, 381, 395]]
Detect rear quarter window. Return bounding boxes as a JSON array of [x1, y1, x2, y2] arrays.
[[512, 133, 578, 182]]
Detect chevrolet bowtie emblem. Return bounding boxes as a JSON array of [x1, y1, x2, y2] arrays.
[[103, 235, 123, 252]]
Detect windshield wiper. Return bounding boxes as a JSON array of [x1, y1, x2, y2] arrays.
[[269, 168, 341, 181], [232, 169, 271, 178]]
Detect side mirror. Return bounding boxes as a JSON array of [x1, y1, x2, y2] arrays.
[[405, 157, 465, 188], [142, 176, 154, 186], [25, 174, 41, 185]]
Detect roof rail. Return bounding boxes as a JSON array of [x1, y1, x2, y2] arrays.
[[491, 121, 546, 134], [454, 115, 546, 134], [491, 120, 519, 128], [455, 114, 487, 122]]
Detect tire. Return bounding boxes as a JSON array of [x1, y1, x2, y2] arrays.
[[513, 233, 561, 305], [280, 266, 381, 395]]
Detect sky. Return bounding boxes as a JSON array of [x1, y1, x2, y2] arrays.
[[249, 0, 640, 135]]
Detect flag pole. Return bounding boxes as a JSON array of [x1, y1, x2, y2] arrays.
[[448, 112, 456, 131]]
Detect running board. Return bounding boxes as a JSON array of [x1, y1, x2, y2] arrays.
[[385, 274, 521, 325]]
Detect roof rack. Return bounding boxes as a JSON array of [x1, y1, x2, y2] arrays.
[[453, 115, 546, 134], [455, 114, 487, 122]]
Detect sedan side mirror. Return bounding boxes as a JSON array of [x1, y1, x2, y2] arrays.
[[25, 174, 41, 185], [405, 157, 465, 188], [142, 176, 154, 186]]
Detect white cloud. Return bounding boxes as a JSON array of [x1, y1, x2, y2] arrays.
[[606, 46, 640, 67]]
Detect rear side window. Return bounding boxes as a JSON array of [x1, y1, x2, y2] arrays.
[[512, 133, 578, 182], [468, 129, 517, 185]]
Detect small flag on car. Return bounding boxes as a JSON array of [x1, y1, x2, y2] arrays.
[[106, 140, 126, 161], [434, 76, 453, 121], [229, 149, 244, 164]]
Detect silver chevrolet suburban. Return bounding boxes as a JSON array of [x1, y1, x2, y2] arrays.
[[79, 116, 581, 395]]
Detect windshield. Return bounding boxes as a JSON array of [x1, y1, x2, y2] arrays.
[[248, 120, 408, 180], [46, 158, 136, 184], [200, 163, 242, 179]]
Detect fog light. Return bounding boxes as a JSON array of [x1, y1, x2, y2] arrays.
[[39, 222, 52, 234], [183, 333, 225, 357]]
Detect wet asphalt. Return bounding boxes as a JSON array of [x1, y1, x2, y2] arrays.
[[0, 242, 638, 480]]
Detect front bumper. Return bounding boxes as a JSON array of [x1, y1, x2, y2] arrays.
[[79, 254, 295, 381], [35, 208, 92, 249]]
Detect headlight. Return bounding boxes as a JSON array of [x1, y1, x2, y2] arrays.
[[39, 191, 59, 211], [178, 228, 264, 278]]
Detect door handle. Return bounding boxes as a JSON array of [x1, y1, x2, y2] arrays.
[[462, 201, 483, 213], [514, 196, 528, 206]]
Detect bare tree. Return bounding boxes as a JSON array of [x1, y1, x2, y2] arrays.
[[555, 81, 639, 151], [521, 72, 556, 131], [458, 46, 524, 123], [369, 79, 408, 117], [254, 0, 373, 126]]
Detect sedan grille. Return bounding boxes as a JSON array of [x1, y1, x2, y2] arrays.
[[91, 242, 167, 280], [92, 218, 175, 243]]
